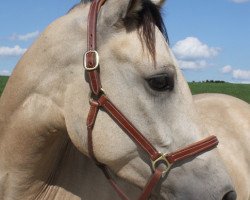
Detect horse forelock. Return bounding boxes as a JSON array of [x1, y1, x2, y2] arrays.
[[136, 0, 168, 64]]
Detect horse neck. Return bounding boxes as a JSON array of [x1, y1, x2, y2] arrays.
[[0, 125, 70, 197], [0, 5, 87, 199], [0, 127, 139, 200]]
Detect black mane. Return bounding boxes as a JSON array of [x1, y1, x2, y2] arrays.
[[136, 0, 168, 63]]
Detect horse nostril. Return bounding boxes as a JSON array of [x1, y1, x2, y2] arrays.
[[222, 190, 237, 200]]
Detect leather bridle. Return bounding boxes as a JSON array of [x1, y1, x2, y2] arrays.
[[83, 0, 219, 199]]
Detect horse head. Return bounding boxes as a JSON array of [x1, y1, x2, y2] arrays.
[[59, 0, 237, 199]]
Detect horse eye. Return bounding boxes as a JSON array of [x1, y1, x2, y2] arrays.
[[146, 74, 174, 92]]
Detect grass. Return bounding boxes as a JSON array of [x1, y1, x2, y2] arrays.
[[0, 76, 249, 103], [0, 76, 9, 97], [189, 82, 250, 103]]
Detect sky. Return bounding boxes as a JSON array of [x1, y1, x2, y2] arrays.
[[0, 0, 250, 83]]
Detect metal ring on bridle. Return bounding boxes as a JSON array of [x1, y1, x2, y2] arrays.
[[84, 50, 100, 71], [151, 153, 173, 177], [88, 88, 107, 105]]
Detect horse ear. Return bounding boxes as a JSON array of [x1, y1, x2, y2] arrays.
[[99, 0, 143, 27], [151, 0, 166, 7]]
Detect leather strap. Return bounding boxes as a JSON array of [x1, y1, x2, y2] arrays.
[[86, 95, 219, 200], [165, 135, 218, 164], [97, 95, 219, 165], [87, 100, 99, 162], [98, 165, 130, 200], [98, 95, 161, 161], [99, 164, 163, 200], [87, 0, 106, 51], [85, 0, 107, 95], [87, 69, 102, 96], [87, 100, 162, 200], [87, 101, 129, 199], [138, 169, 163, 200]]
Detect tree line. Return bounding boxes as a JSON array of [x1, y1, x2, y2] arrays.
[[191, 80, 226, 83]]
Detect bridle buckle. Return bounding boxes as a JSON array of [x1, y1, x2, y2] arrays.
[[151, 153, 172, 177], [84, 50, 100, 71]]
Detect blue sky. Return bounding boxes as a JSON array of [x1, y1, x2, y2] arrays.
[[0, 0, 250, 83]]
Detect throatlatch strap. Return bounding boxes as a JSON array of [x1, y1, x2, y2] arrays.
[[98, 165, 130, 200], [87, 100, 99, 162], [138, 169, 163, 200], [98, 165, 163, 200]]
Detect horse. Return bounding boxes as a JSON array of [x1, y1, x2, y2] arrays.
[[0, 0, 249, 199]]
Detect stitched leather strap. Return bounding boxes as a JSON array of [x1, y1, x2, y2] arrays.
[[165, 135, 219, 164], [87, 0, 106, 51], [87, 100, 100, 162], [138, 169, 163, 200], [86, 95, 219, 200], [98, 165, 130, 200], [85, 0, 107, 95], [87, 100, 162, 200], [99, 164, 163, 200], [98, 95, 161, 161], [97, 95, 219, 165]]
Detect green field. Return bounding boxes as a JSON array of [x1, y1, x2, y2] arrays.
[[0, 76, 249, 103], [189, 82, 250, 103], [0, 76, 9, 97]]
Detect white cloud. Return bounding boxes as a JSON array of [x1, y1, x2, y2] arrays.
[[221, 65, 250, 81], [232, 69, 250, 80], [0, 45, 27, 57], [172, 37, 220, 71], [10, 31, 39, 41], [172, 37, 220, 60], [230, 0, 250, 3], [178, 60, 208, 70], [0, 69, 11, 76], [221, 65, 233, 73]]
